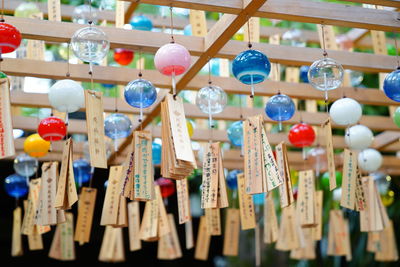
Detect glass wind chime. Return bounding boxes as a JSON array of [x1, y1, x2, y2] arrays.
[[308, 24, 344, 108], [232, 20, 271, 98], [154, 6, 190, 98]]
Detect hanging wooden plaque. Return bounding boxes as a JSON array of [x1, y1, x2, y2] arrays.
[[133, 131, 153, 201], [322, 118, 336, 190], [375, 220, 399, 262], [127, 201, 141, 251], [185, 220, 194, 250], [47, 0, 61, 21], [297, 170, 316, 227], [155, 185, 171, 237], [237, 173, 256, 230], [341, 149, 357, 209], [55, 138, 78, 210], [264, 192, 278, 244], [11, 207, 23, 257], [189, 10, 207, 37], [205, 208, 221, 236], [157, 214, 182, 260], [261, 127, 283, 190], [276, 142, 294, 208], [85, 90, 107, 168], [194, 216, 211, 261], [223, 208, 240, 256], [139, 197, 159, 241], [276, 204, 303, 251], [176, 178, 191, 224], [74, 187, 97, 245], [312, 191, 324, 240], [49, 213, 75, 261], [120, 145, 135, 199], [115, 0, 125, 28], [0, 73, 15, 158]]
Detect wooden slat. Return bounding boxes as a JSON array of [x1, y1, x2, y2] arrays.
[[124, 1, 140, 24], [372, 131, 400, 149], [136, 0, 400, 31], [3, 58, 398, 107], [5, 16, 397, 73], [340, 0, 400, 8]]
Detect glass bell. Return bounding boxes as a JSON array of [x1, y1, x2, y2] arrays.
[[104, 113, 133, 140], [13, 153, 38, 177], [71, 26, 110, 63], [227, 121, 243, 147], [308, 57, 344, 96], [265, 93, 295, 130], [124, 78, 157, 108], [195, 85, 227, 115]]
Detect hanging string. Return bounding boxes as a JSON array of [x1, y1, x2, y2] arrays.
[[246, 17, 252, 49], [169, 6, 174, 43], [394, 32, 400, 69], [138, 50, 144, 124], [207, 59, 214, 145], [66, 43, 71, 77], [321, 24, 328, 57], [0, 0, 4, 22]]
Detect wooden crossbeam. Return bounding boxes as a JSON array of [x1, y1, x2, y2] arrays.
[[136, 0, 400, 31], [340, 0, 400, 8], [372, 131, 400, 149], [5, 16, 397, 73], [124, 1, 140, 24], [3, 58, 398, 107]]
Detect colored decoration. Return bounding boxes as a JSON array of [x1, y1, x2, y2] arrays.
[[200, 58, 220, 76], [329, 97, 362, 126], [345, 125, 373, 150], [183, 24, 192, 36], [232, 49, 271, 97], [154, 43, 190, 76], [13, 153, 38, 178], [38, 116, 67, 142], [155, 177, 175, 198], [124, 79, 157, 108], [288, 123, 316, 148], [73, 158, 92, 184], [114, 48, 134, 66], [393, 106, 400, 128], [253, 193, 265, 206], [195, 85, 227, 115], [383, 69, 400, 102], [24, 134, 50, 158], [226, 169, 242, 190], [104, 113, 133, 139], [382, 190, 395, 207], [71, 26, 110, 63], [14, 2, 40, 18], [0, 22, 22, 54], [130, 15, 153, 31], [346, 70, 364, 87], [48, 79, 85, 113], [72, 4, 98, 25], [299, 65, 309, 83], [358, 148, 383, 173], [4, 174, 29, 198], [265, 93, 295, 130], [308, 58, 344, 99], [227, 121, 243, 147], [321, 171, 343, 190], [282, 29, 306, 47], [152, 142, 162, 165], [307, 146, 327, 176], [187, 120, 194, 138]]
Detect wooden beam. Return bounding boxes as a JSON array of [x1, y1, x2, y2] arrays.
[[136, 0, 400, 31], [3, 58, 399, 107], [372, 131, 400, 149], [6, 16, 397, 73], [124, 1, 140, 24], [340, 0, 400, 8]]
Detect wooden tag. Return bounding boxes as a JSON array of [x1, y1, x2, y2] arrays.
[[340, 149, 357, 209], [205, 208, 221, 236], [322, 118, 336, 190], [85, 90, 107, 168], [297, 170, 316, 227], [0, 74, 15, 158], [194, 216, 211, 261], [22, 178, 47, 235], [276, 142, 294, 208], [74, 187, 97, 245], [328, 210, 351, 260], [155, 185, 171, 237], [223, 208, 240, 256], [375, 220, 399, 262], [276, 204, 303, 251], [11, 207, 23, 257], [264, 192, 278, 244], [261, 126, 283, 190], [312, 191, 323, 240], [317, 25, 338, 50], [237, 173, 256, 230], [36, 162, 66, 225], [355, 168, 366, 211], [189, 10, 207, 37], [49, 213, 75, 261], [167, 94, 196, 163], [133, 131, 153, 201], [100, 166, 127, 226], [290, 228, 316, 260], [99, 226, 125, 263], [115, 0, 125, 28], [55, 138, 78, 210], [47, 0, 61, 21], [157, 214, 182, 260], [27, 232, 44, 251], [127, 201, 141, 251], [176, 178, 191, 224], [243, 116, 265, 194], [139, 198, 159, 241], [120, 147, 135, 199], [185, 220, 194, 250], [24, 198, 43, 251]]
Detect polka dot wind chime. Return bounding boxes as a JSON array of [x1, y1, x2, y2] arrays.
[[154, 6, 190, 99]]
